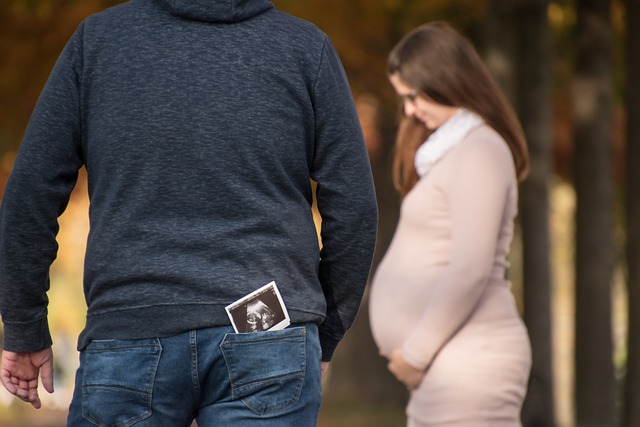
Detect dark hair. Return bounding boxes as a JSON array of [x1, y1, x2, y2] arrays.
[[388, 21, 529, 196]]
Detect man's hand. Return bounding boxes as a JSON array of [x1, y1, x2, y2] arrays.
[[320, 361, 330, 378], [0, 348, 54, 409], [387, 349, 424, 390]]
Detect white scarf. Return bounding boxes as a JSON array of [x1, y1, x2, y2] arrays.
[[414, 108, 484, 177]]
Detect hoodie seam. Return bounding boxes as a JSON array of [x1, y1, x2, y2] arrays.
[[311, 35, 328, 105]]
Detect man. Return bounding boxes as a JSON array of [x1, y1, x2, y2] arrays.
[[0, 0, 378, 425]]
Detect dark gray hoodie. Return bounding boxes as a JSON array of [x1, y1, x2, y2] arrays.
[[0, 0, 377, 362]]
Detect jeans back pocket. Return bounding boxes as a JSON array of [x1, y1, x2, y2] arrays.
[[220, 326, 307, 415], [82, 339, 162, 427]]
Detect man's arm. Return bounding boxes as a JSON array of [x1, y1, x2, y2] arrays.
[[310, 36, 378, 362], [0, 24, 84, 353]]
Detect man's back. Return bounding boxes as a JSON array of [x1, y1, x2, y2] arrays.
[[0, 1, 378, 420], [0, 0, 377, 362]]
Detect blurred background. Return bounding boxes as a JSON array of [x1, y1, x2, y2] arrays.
[[0, 0, 637, 426]]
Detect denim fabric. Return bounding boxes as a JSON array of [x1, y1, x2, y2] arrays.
[[67, 324, 322, 427], [81, 339, 162, 426]]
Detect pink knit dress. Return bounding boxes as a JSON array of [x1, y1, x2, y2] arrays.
[[369, 124, 531, 426]]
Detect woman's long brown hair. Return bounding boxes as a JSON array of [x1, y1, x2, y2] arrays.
[[388, 22, 529, 197]]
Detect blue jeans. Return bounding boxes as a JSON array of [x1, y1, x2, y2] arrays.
[[66, 324, 322, 426]]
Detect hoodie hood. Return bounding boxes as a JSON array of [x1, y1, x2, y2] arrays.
[[157, 0, 274, 23]]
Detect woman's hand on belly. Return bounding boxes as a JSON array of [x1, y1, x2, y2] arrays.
[[387, 348, 425, 390]]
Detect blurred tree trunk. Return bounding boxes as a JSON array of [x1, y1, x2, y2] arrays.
[[572, 0, 616, 425], [480, 1, 556, 425], [623, 0, 640, 425], [513, 1, 557, 426]]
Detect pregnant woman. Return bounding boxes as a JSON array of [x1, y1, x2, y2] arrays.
[[370, 21, 532, 427]]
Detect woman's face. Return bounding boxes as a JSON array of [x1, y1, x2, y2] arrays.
[[389, 74, 458, 130]]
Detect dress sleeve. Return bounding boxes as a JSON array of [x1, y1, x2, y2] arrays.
[[401, 133, 516, 370], [0, 24, 85, 352]]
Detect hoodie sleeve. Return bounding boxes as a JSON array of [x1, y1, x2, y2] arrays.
[[310, 37, 378, 361], [0, 24, 85, 352]]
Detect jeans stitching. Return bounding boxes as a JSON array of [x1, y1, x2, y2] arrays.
[[81, 340, 162, 427], [190, 330, 200, 396], [220, 328, 307, 415]]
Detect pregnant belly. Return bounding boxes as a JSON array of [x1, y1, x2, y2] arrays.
[[368, 259, 444, 356]]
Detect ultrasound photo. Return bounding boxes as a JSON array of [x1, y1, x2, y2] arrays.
[[225, 281, 290, 333]]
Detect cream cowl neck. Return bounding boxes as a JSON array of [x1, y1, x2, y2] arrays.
[[414, 108, 484, 178]]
